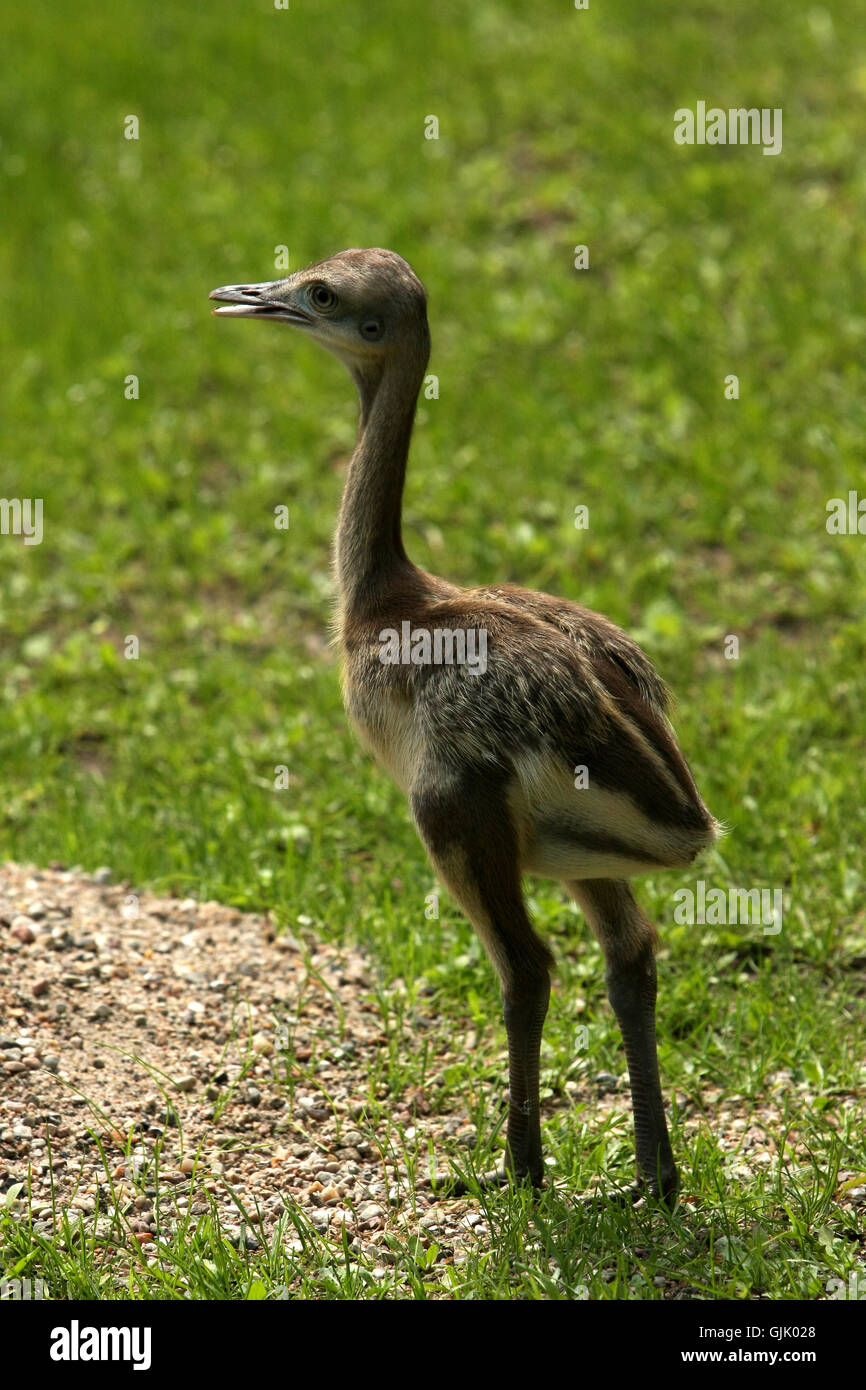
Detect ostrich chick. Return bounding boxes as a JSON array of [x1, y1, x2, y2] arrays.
[[210, 249, 719, 1201]]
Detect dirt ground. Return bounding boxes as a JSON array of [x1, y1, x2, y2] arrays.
[[0, 860, 497, 1278], [2, 861, 863, 1291]]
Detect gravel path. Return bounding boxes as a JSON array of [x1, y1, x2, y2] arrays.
[[0, 861, 488, 1280]]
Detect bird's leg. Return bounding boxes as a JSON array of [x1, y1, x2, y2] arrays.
[[410, 768, 555, 1194], [501, 974, 551, 1184], [570, 879, 679, 1206]]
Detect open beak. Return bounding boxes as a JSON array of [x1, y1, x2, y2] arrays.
[[209, 280, 312, 324]]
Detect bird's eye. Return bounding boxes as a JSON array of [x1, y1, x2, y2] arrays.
[[310, 283, 337, 311], [360, 319, 383, 340]]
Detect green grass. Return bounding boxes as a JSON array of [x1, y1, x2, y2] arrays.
[[1, 0, 865, 1300]]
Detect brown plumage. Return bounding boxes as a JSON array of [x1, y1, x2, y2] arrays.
[[210, 249, 720, 1201]]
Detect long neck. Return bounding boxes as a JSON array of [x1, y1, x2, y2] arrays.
[[334, 344, 427, 615]]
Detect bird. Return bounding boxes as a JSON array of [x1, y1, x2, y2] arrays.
[[210, 248, 720, 1203]]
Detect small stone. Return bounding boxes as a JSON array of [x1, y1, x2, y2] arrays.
[[10, 917, 36, 943], [93, 867, 113, 884], [32, 979, 50, 997], [42, 1056, 60, 1073], [594, 1072, 619, 1093], [320, 1186, 340, 1204], [180, 1157, 195, 1174], [358, 1203, 384, 1223], [90, 1003, 111, 1020], [174, 1075, 197, 1093]]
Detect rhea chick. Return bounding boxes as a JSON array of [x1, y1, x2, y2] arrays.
[[210, 249, 719, 1202]]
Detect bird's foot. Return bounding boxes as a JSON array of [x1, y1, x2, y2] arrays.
[[580, 1177, 679, 1212], [425, 1166, 543, 1198], [578, 1184, 644, 1212]]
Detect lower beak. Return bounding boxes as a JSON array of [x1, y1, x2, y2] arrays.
[[209, 281, 310, 323]]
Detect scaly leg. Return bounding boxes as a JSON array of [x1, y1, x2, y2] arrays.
[[411, 767, 554, 1187], [569, 878, 679, 1205]]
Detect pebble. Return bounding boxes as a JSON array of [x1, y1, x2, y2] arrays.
[[358, 1203, 384, 1222], [10, 916, 36, 943], [594, 1072, 619, 1092], [174, 1075, 197, 1093]]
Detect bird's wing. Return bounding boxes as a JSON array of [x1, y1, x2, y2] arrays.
[[470, 582, 671, 715]]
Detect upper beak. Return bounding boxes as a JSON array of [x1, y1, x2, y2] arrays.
[[209, 280, 311, 324]]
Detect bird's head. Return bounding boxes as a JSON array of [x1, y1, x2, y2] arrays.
[[209, 248, 429, 388]]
